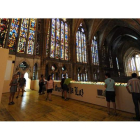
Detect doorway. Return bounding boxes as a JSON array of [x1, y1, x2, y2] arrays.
[[24, 72, 31, 89]]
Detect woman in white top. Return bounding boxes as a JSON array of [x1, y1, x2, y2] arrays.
[[46, 75, 54, 101]]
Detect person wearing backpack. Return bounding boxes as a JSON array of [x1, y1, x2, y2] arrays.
[[104, 73, 116, 115], [16, 74, 26, 98], [60, 74, 66, 98]]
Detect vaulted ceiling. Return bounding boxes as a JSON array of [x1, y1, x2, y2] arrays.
[[73, 19, 140, 61]]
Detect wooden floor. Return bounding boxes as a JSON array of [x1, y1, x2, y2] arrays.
[[0, 90, 135, 121]]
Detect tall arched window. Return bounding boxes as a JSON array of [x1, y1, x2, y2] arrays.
[[91, 36, 99, 65], [49, 18, 69, 60], [76, 23, 87, 63], [17, 18, 29, 53], [126, 55, 140, 76], [0, 18, 9, 48], [17, 18, 37, 55], [8, 19, 20, 53], [135, 55, 140, 72], [116, 57, 119, 70], [27, 19, 36, 54]]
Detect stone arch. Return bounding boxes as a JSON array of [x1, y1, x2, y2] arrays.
[[33, 61, 40, 71], [14, 59, 32, 79], [123, 48, 140, 76]]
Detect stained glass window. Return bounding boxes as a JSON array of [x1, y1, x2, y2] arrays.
[[49, 18, 69, 60], [116, 57, 119, 70], [27, 19, 36, 55], [131, 57, 136, 72], [135, 55, 140, 71], [65, 23, 68, 60], [76, 32, 79, 62], [61, 21, 64, 59], [0, 18, 9, 48], [126, 55, 140, 76], [76, 23, 87, 63], [7, 19, 20, 53], [17, 19, 29, 53], [50, 19, 55, 58], [55, 19, 60, 59], [91, 36, 99, 65]]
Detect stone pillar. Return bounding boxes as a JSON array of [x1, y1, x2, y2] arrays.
[[38, 19, 46, 78]]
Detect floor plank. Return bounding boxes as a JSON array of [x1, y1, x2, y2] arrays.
[[0, 90, 135, 121]]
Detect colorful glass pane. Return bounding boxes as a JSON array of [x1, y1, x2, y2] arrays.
[[84, 34, 86, 63], [50, 19, 55, 58], [8, 18, 20, 53], [78, 31, 81, 62], [0, 18, 9, 48], [76, 32, 79, 62], [76, 24, 87, 63], [55, 19, 60, 59], [65, 23, 68, 60], [27, 19, 36, 55], [81, 32, 84, 62], [61, 21, 64, 59], [91, 37, 99, 65], [17, 18, 29, 53]]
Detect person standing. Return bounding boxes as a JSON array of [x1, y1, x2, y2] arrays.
[[60, 74, 66, 98], [46, 75, 54, 101], [9, 74, 18, 105], [42, 78, 47, 94], [63, 76, 72, 101], [104, 73, 117, 115], [16, 74, 26, 98], [39, 74, 44, 95], [126, 73, 140, 121]]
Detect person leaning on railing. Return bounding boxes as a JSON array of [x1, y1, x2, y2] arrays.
[[63, 76, 72, 101]]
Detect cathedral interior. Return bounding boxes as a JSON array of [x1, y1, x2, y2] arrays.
[[0, 18, 140, 122], [1, 18, 140, 83]]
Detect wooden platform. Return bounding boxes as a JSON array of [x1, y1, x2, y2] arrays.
[[0, 90, 135, 121]]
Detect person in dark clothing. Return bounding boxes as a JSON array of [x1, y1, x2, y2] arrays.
[[60, 75, 66, 98], [16, 74, 26, 98], [126, 73, 140, 121], [39, 74, 44, 95]]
